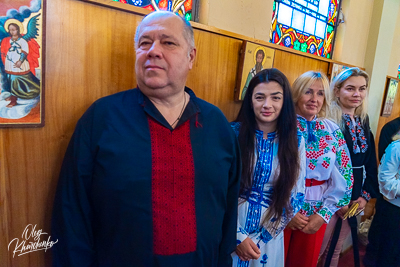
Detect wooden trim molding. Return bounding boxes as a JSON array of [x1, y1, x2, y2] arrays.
[[78, 0, 357, 65]]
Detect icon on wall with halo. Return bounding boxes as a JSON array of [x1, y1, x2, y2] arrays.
[[381, 77, 399, 117], [0, 0, 45, 127], [235, 41, 275, 101]]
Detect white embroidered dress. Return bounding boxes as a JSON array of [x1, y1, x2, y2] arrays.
[[231, 122, 306, 267], [296, 115, 353, 222]]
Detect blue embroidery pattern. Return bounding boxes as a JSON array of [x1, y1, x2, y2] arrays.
[[230, 122, 306, 266], [261, 254, 268, 267], [237, 131, 275, 267]]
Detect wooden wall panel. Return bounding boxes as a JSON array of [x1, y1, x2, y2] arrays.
[[188, 30, 242, 121], [273, 50, 330, 84], [0, 0, 336, 266], [0, 1, 141, 266]]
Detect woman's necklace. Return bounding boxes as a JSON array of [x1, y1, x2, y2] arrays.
[[170, 93, 187, 128]]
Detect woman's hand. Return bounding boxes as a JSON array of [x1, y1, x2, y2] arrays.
[[301, 214, 325, 234], [336, 205, 349, 219], [236, 237, 261, 262], [287, 212, 309, 230], [351, 197, 367, 213]]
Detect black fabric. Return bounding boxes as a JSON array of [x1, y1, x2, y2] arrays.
[[342, 116, 379, 200], [324, 218, 343, 267], [51, 88, 241, 267], [378, 117, 400, 160], [325, 116, 379, 267], [348, 216, 360, 267], [364, 197, 400, 267]]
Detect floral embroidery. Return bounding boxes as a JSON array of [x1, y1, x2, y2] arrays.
[[361, 190, 371, 201], [322, 157, 330, 168], [343, 114, 368, 153], [308, 159, 317, 170], [260, 254, 268, 266], [297, 115, 353, 223]]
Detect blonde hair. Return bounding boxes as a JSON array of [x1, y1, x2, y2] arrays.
[[393, 135, 400, 141], [328, 67, 369, 130], [291, 71, 330, 119], [393, 131, 400, 141]]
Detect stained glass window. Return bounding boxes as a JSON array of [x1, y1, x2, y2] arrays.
[[111, 0, 197, 21], [398, 64, 400, 79], [270, 0, 341, 58]]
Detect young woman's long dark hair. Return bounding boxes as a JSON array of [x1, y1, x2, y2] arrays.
[[235, 68, 300, 227]]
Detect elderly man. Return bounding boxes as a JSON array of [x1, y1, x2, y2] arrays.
[[52, 11, 240, 267]]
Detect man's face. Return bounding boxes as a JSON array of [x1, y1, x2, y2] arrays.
[[256, 53, 264, 64], [135, 14, 196, 98]]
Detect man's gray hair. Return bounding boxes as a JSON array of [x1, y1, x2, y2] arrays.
[[134, 11, 195, 53]]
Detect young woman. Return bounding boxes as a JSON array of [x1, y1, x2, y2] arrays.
[[284, 71, 353, 267], [319, 67, 379, 267], [231, 68, 306, 267]]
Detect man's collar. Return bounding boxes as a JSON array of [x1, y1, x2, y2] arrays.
[[137, 87, 201, 130]]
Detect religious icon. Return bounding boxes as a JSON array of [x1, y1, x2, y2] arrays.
[[0, 0, 44, 127], [381, 77, 399, 117], [330, 63, 350, 83], [235, 41, 275, 101]]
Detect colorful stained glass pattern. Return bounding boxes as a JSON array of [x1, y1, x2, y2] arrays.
[[111, 0, 195, 21], [398, 64, 400, 79], [270, 0, 340, 58]]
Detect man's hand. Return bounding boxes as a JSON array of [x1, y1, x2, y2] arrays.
[[236, 237, 261, 262], [336, 205, 349, 219], [301, 214, 325, 234], [287, 212, 309, 230]]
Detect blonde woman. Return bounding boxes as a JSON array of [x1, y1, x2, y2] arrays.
[[284, 71, 353, 267], [319, 67, 379, 267]]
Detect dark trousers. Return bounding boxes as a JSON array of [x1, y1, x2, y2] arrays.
[[364, 196, 400, 267]]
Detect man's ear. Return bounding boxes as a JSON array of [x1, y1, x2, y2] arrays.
[[188, 48, 196, 70]]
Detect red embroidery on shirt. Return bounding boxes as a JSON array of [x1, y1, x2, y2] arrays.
[[149, 118, 197, 255]]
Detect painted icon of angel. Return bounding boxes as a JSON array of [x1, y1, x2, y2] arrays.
[[0, 14, 40, 118]]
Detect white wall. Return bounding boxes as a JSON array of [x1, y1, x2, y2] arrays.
[[202, 0, 274, 41]]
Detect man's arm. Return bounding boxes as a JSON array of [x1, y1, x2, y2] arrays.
[[218, 136, 241, 266], [52, 110, 97, 267]]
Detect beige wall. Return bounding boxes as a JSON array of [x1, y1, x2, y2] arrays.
[[332, 0, 374, 67], [199, 0, 275, 42], [364, 0, 400, 133], [387, 3, 400, 78]]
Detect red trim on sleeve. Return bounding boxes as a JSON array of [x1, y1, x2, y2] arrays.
[[149, 118, 197, 255]]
